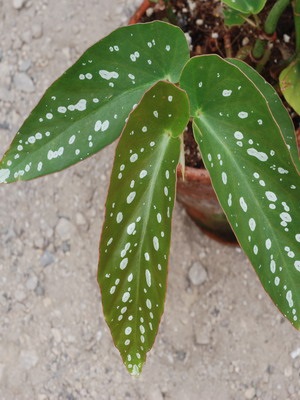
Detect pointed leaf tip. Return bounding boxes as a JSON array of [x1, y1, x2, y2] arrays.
[[181, 54, 300, 329], [0, 21, 189, 183], [98, 81, 189, 374]]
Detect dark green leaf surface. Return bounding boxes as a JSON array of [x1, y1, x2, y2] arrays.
[[0, 21, 189, 183], [280, 58, 300, 115], [180, 55, 300, 328], [228, 58, 300, 173], [222, 0, 267, 13], [98, 81, 189, 375]]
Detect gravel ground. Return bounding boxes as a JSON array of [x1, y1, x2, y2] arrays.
[[1, 1, 300, 399]]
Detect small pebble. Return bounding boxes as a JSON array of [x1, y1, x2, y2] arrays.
[[145, 8, 153, 17], [55, 218, 75, 241], [26, 274, 38, 291], [284, 365, 293, 377], [21, 30, 32, 44], [14, 288, 27, 302], [196, 19, 204, 26], [40, 251, 55, 267], [195, 324, 211, 345], [19, 350, 39, 370], [188, 261, 208, 286], [13, 72, 35, 93], [13, 0, 26, 10], [33, 236, 44, 249], [75, 212, 87, 226], [31, 23, 43, 39], [19, 59, 32, 72], [290, 348, 300, 359], [242, 37, 250, 46], [244, 387, 256, 399]]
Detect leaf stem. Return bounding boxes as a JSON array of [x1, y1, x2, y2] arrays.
[[252, 38, 267, 60], [252, 0, 291, 60], [264, 0, 291, 34], [294, 0, 300, 54]]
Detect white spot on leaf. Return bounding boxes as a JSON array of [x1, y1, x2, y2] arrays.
[[99, 70, 119, 80], [139, 170, 147, 179], [222, 89, 232, 97], [238, 111, 248, 119], [153, 236, 159, 251], [127, 223, 136, 235], [247, 148, 268, 162], [127, 192, 136, 204], [239, 197, 247, 212], [249, 218, 256, 231]]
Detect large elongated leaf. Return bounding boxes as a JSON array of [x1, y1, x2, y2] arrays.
[[228, 58, 300, 173], [180, 55, 300, 328], [279, 57, 300, 115], [98, 81, 189, 375], [222, 0, 267, 14], [0, 21, 189, 183]]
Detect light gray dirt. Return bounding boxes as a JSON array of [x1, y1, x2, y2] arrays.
[[1, 1, 300, 399]]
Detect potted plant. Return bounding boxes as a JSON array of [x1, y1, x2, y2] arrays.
[[0, 1, 299, 376], [137, 0, 300, 242]]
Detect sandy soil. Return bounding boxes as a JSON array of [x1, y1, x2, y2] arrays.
[[1, 1, 300, 399]]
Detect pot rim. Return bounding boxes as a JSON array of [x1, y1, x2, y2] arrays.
[[176, 164, 211, 185]]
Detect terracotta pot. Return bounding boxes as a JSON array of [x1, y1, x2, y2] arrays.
[[176, 165, 237, 243]]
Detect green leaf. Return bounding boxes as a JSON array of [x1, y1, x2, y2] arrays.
[[98, 81, 189, 375], [279, 57, 300, 115], [228, 58, 300, 173], [223, 6, 250, 26], [222, 0, 267, 14], [0, 21, 189, 184], [180, 55, 300, 329]]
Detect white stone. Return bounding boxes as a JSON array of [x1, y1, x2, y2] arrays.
[[26, 274, 38, 291], [188, 262, 208, 286], [195, 324, 211, 345], [13, 72, 35, 93], [13, 0, 26, 9], [19, 350, 39, 370], [244, 387, 256, 399], [32, 23, 43, 39], [75, 212, 87, 226], [14, 287, 27, 302], [55, 218, 75, 241]]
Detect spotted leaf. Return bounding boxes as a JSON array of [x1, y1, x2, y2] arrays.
[[0, 21, 189, 183], [228, 58, 300, 173], [279, 57, 300, 115], [180, 55, 300, 328], [222, 0, 267, 14], [98, 81, 189, 375]]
